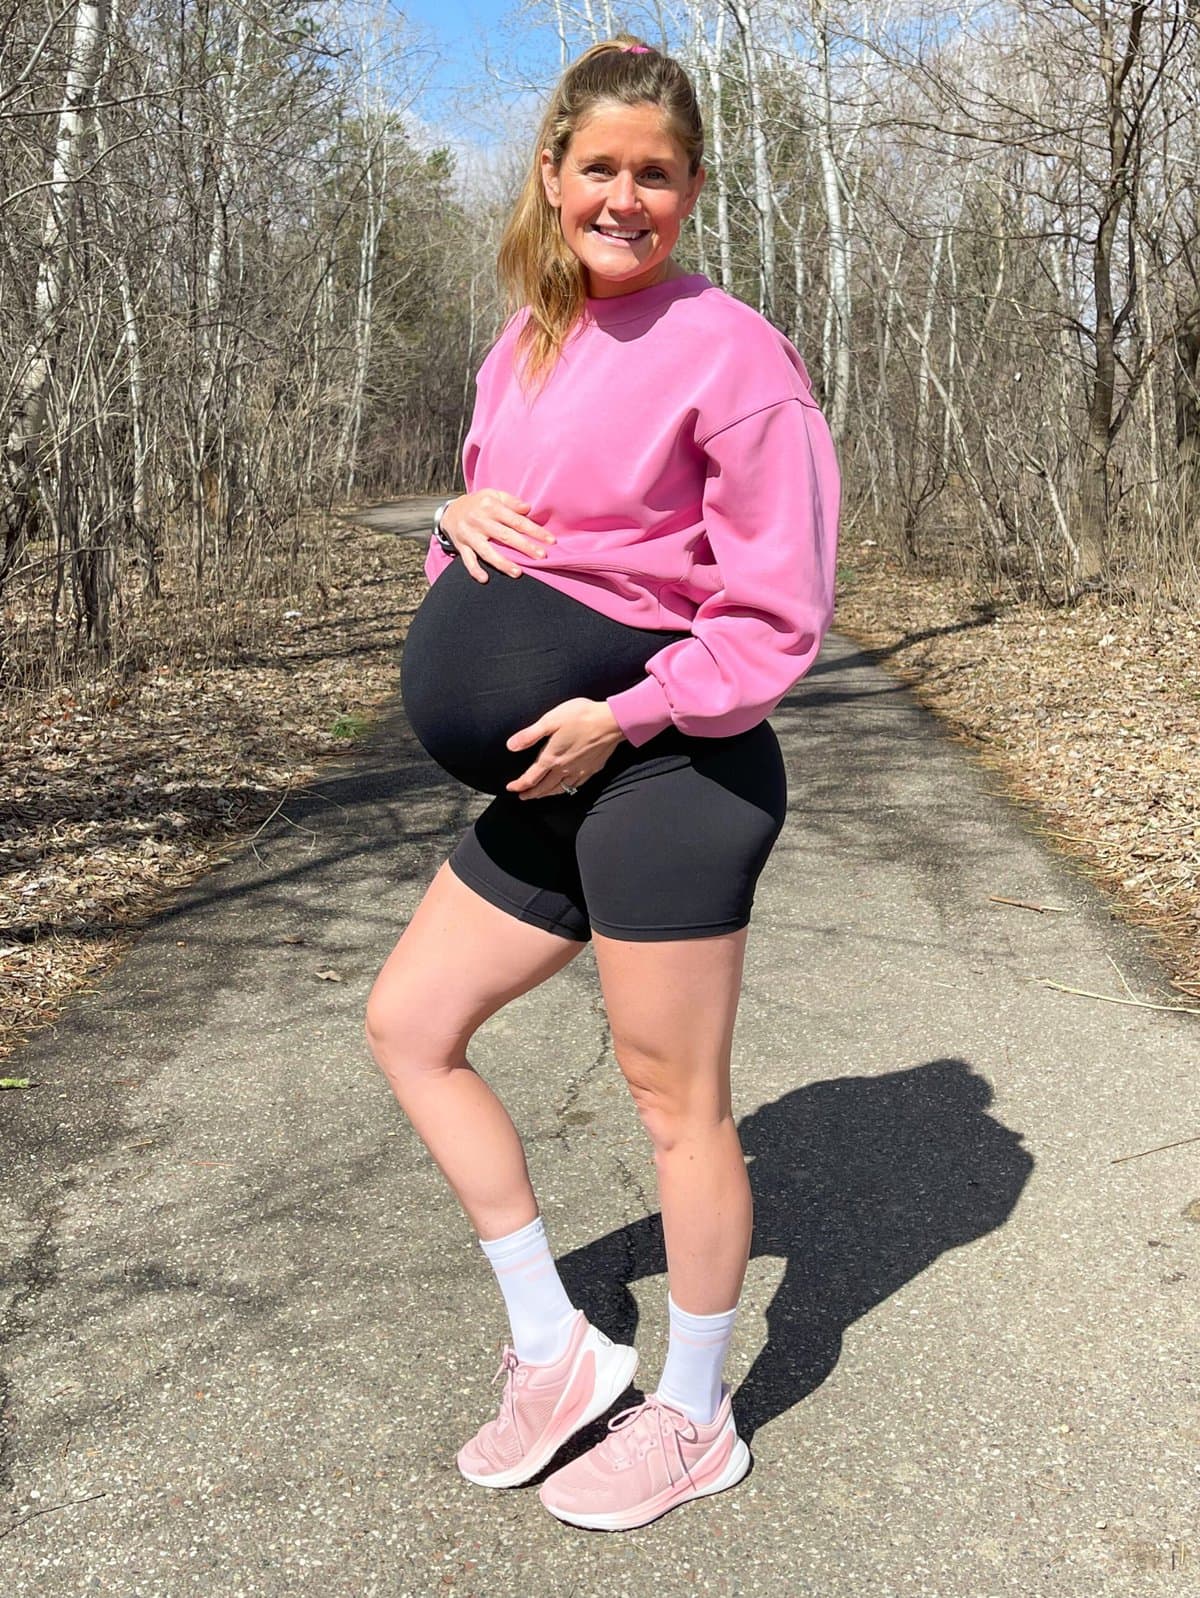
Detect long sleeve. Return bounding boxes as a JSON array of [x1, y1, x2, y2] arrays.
[[605, 396, 840, 746]]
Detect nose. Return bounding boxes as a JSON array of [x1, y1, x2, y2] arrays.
[[608, 170, 639, 209]]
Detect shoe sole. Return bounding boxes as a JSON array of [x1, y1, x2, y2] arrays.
[[538, 1433, 752, 1530], [458, 1328, 639, 1489]]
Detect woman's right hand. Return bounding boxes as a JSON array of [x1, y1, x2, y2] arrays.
[[440, 490, 556, 583]]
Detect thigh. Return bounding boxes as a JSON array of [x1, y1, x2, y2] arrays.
[[575, 720, 788, 942], [365, 859, 586, 1060], [592, 926, 749, 1120]]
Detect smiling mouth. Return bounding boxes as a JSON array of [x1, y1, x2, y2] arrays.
[[589, 225, 649, 242]]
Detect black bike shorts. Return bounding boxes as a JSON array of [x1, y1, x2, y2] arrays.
[[401, 556, 788, 943]]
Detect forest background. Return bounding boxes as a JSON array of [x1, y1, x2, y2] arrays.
[[3, 0, 1200, 1066]]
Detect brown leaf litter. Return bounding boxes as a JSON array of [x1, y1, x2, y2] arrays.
[[834, 550, 1200, 1002], [1, 516, 425, 1063]]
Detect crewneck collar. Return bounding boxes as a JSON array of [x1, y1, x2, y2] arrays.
[[583, 272, 711, 327]]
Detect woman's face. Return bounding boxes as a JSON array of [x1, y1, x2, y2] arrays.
[[541, 102, 705, 299]]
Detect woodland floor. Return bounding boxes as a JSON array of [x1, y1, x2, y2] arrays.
[[834, 549, 1200, 1007], [2, 527, 1198, 1071], [0, 516, 424, 1069]]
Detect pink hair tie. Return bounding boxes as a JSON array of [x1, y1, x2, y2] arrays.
[[622, 43, 652, 53]]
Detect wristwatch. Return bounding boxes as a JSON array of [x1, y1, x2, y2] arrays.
[[432, 497, 459, 556]]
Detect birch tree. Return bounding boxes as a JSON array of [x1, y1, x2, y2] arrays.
[[2, 0, 110, 599]]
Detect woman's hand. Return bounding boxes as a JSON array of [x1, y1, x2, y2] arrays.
[[506, 698, 625, 799], [441, 490, 556, 583]]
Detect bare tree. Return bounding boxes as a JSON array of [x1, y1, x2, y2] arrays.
[[3, 0, 110, 606]]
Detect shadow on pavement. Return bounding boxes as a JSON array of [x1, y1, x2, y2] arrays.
[[551, 1056, 1032, 1455]]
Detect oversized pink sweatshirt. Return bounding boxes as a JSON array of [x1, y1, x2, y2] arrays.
[[424, 271, 841, 748]]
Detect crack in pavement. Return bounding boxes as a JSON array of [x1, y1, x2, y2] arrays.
[[548, 990, 612, 1157]]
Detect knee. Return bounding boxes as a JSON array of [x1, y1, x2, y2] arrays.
[[634, 1097, 687, 1158], [363, 979, 465, 1086], [619, 1054, 717, 1158]]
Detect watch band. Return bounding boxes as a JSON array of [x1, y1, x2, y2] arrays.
[[432, 498, 458, 556]]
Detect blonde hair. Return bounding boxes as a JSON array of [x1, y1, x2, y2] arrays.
[[496, 35, 704, 398]]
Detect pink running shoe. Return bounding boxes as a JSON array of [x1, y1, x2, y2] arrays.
[[537, 1383, 750, 1530], [456, 1309, 639, 1489]]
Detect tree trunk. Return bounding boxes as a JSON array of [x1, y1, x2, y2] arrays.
[[1077, 2, 1147, 582], [728, 0, 776, 321], [1, 0, 110, 594], [1175, 305, 1200, 510], [811, 0, 851, 441]]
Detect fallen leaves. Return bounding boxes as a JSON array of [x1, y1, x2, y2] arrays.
[[0, 515, 424, 1063], [836, 557, 1200, 998]]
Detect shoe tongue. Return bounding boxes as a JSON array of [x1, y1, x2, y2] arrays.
[[606, 1422, 644, 1466], [605, 1398, 665, 1464]]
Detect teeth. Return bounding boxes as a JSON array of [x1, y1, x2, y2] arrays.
[[593, 226, 645, 239]]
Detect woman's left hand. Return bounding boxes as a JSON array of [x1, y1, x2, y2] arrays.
[[506, 698, 625, 799]]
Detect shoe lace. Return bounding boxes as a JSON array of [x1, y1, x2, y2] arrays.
[[601, 1395, 698, 1478], [492, 1345, 520, 1384], [489, 1345, 525, 1433]]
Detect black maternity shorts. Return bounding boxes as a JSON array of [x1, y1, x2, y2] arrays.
[[401, 557, 788, 943]]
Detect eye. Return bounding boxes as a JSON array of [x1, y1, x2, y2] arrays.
[[585, 164, 669, 180]]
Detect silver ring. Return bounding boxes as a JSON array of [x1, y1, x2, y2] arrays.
[[562, 782, 579, 795]]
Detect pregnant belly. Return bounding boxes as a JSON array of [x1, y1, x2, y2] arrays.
[[401, 557, 689, 795]]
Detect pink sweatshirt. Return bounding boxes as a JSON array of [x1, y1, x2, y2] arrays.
[[424, 271, 841, 747]]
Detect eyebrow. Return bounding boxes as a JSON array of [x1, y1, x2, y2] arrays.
[[575, 151, 679, 165]]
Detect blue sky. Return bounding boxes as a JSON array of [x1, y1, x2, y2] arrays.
[[399, 0, 561, 168], [393, 3, 678, 196], [402, 0, 512, 102]]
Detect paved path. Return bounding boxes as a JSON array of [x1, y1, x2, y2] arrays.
[[3, 538, 1198, 1595]]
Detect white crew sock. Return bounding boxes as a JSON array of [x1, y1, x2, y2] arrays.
[[654, 1292, 739, 1425], [478, 1214, 579, 1366]]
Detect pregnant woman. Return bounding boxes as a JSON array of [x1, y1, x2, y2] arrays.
[[366, 34, 840, 1531]]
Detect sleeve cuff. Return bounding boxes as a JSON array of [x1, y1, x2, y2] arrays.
[[606, 673, 674, 748]]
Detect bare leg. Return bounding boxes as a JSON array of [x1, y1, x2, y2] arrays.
[[365, 860, 587, 1241], [591, 927, 753, 1313]]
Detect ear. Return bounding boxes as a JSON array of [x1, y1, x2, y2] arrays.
[[685, 164, 707, 215], [540, 148, 562, 210]]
